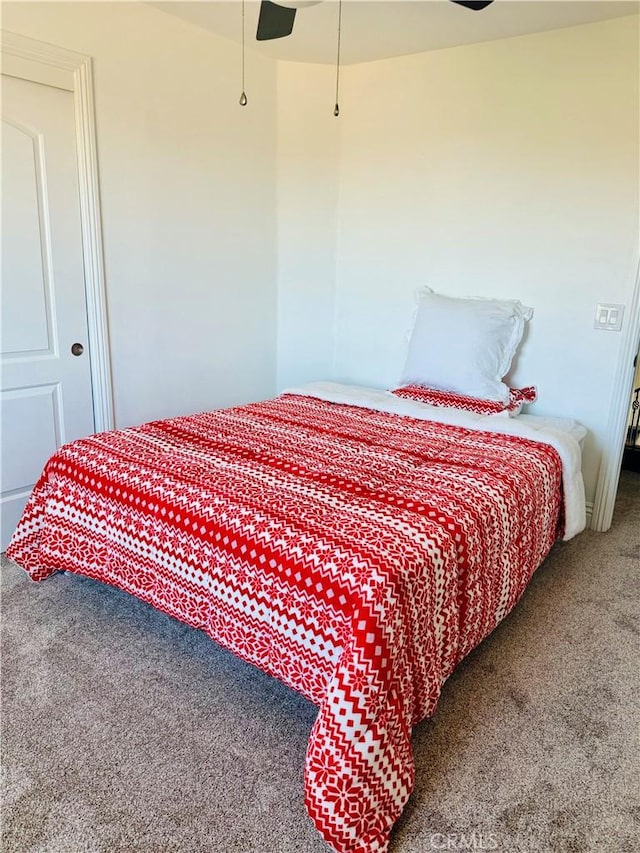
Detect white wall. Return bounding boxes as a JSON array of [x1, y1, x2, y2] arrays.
[[3, 6, 638, 506], [3, 2, 279, 428], [278, 16, 639, 504], [276, 62, 341, 389]]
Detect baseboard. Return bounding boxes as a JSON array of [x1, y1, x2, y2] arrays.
[[586, 501, 594, 528]]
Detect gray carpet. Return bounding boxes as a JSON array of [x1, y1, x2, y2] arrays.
[[1, 473, 638, 853]]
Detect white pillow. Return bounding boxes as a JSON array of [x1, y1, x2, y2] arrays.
[[401, 288, 533, 403]]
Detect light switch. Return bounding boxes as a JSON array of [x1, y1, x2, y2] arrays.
[[594, 303, 624, 331]]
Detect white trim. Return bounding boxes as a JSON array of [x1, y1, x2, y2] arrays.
[[591, 258, 640, 532], [1, 30, 114, 433], [585, 500, 593, 528], [72, 57, 114, 432], [1, 53, 74, 91]]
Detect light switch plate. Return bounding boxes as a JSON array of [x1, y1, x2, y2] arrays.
[[594, 303, 624, 331]]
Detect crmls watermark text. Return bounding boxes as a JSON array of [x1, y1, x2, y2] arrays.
[[426, 831, 499, 850]]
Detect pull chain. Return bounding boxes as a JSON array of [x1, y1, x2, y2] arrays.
[[239, 0, 247, 106], [334, 0, 342, 116]]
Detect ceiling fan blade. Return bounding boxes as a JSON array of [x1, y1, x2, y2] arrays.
[[256, 1, 297, 40], [450, 0, 494, 9]]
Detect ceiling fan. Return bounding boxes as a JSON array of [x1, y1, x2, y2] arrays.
[[256, 0, 495, 42]]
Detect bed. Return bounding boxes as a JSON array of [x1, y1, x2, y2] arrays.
[[6, 380, 586, 853]]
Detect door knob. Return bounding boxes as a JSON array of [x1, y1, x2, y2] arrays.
[[71, 342, 84, 356]]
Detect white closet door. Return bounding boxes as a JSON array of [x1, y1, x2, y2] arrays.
[[1, 74, 95, 550]]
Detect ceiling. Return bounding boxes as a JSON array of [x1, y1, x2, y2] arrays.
[[149, 0, 639, 65]]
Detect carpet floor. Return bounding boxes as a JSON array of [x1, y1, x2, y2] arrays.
[[1, 473, 638, 853]]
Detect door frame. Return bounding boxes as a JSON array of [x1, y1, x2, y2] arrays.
[[592, 257, 640, 531], [1, 30, 114, 433]]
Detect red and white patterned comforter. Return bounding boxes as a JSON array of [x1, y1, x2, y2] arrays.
[[7, 387, 584, 853]]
